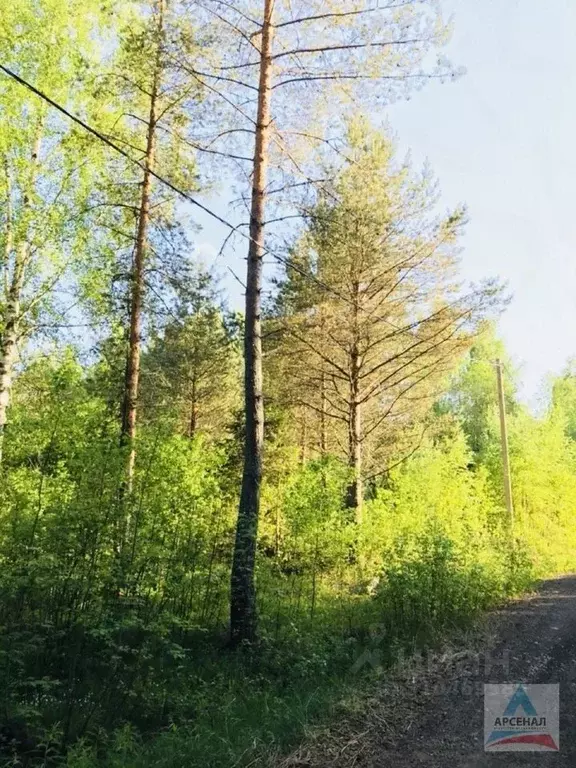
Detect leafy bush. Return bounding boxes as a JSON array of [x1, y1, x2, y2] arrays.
[[375, 529, 531, 650]]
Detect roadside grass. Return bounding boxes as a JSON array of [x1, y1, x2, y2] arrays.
[[59, 535, 533, 767], [1, 532, 537, 768]]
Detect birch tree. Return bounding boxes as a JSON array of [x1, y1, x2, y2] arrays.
[[0, 0, 105, 463]]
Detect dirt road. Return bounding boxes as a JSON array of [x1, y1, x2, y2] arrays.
[[284, 576, 576, 767]]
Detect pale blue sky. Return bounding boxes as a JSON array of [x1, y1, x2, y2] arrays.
[[193, 0, 576, 405], [389, 0, 576, 403]]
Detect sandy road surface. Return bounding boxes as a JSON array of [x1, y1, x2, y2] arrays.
[[283, 576, 576, 767]]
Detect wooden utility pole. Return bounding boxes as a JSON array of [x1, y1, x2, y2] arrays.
[[496, 359, 514, 525]]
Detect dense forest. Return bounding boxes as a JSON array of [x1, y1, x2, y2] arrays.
[[1, 1, 576, 766]]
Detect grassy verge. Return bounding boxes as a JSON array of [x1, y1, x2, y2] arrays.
[[0, 531, 535, 768]]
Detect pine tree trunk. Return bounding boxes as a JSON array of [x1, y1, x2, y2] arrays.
[[188, 376, 198, 438], [320, 370, 327, 454], [120, 0, 164, 486], [0, 126, 42, 464], [230, 0, 275, 646], [299, 415, 307, 465], [319, 309, 327, 455], [346, 390, 363, 522], [346, 284, 363, 522]]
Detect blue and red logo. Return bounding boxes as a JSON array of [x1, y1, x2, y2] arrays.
[[485, 685, 559, 752]]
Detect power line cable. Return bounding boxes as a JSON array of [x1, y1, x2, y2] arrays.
[[1, 63, 477, 344], [0, 62, 365, 316]]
